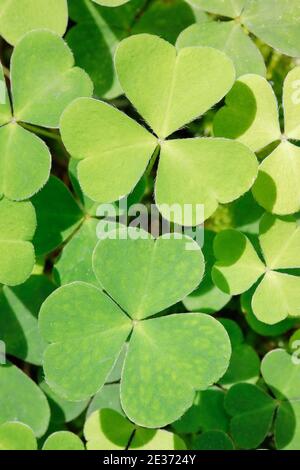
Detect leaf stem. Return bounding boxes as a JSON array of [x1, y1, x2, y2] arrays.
[[145, 144, 160, 178], [19, 122, 61, 141]]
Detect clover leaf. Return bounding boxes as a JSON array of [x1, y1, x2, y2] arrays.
[[213, 213, 300, 324], [0, 422, 37, 450], [177, 21, 266, 78], [0, 30, 92, 201], [39, 380, 89, 425], [172, 387, 229, 435], [191, 0, 300, 57], [61, 34, 258, 225], [42, 431, 85, 450], [92, 0, 130, 6], [215, 70, 300, 215], [192, 430, 234, 451], [0, 198, 36, 286], [0, 275, 55, 364], [183, 230, 231, 314], [225, 383, 276, 449], [32, 176, 83, 256], [262, 349, 300, 450], [0, 0, 68, 45], [0, 363, 50, 437], [67, 0, 195, 98], [84, 408, 186, 450], [39, 229, 231, 427], [219, 319, 260, 387]]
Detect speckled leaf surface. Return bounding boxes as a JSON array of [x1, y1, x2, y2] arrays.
[[39, 282, 132, 400], [121, 313, 231, 427], [93, 229, 204, 320]]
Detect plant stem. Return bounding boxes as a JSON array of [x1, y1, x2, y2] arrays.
[[20, 122, 61, 141], [145, 144, 160, 178]]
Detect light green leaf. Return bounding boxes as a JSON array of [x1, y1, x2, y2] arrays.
[[84, 408, 185, 450], [212, 230, 265, 295], [183, 231, 231, 314], [241, 288, 295, 336], [0, 0, 68, 45], [225, 383, 276, 449], [0, 363, 50, 437], [54, 219, 99, 286], [0, 422, 37, 450], [156, 138, 258, 226], [39, 282, 132, 400], [213, 216, 300, 324], [0, 123, 51, 201], [32, 176, 83, 256], [177, 22, 266, 78], [214, 74, 281, 152], [130, 429, 186, 450], [252, 271, 300, 324], [121, 313, 231, 427], [84, 409, 135, 450], [43, 431, 85, 450], [259, 214, 300, 269], [284, 66, 300, 140], [67, 0, 195, 99], [60, 97, 157, 202], [242, 0, 300, 57], [262, 349, 300, 450], [252, 141, 300, 215], [115, 34, 235, 138], [192, 430, 234, 450], [12, 30, 93, 127], [188, 0, 246, 18], [92, 0, 130, 6], [0, 275, 55, 365], [0, 63, 12, 125], [93, 230, 204, 320], [0, 198, 36, 286]]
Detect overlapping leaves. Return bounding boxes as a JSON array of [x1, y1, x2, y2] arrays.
[[215, 69, 300, 215], [213, 213, 300, 324], [0, 29, 92, 202], [39, 228, 231, 427], [61, 33, 258, 226]]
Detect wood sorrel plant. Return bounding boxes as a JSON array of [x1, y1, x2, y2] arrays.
[[0, 0, 300, 452]]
